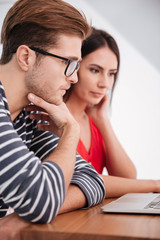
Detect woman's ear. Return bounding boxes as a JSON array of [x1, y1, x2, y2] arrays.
[[16, 45, 36, 71]]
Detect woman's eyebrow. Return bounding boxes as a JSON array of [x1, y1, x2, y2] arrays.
[[109, 69, 117, 72], [89, 63, 103, 69]]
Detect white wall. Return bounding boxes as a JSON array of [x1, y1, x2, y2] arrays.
[[0, 0, 160, 179], [85, 0, 160, 71], [0, 0, 15, 54]]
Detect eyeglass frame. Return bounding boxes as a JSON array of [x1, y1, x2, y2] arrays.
[[29, 47, 80, 77]]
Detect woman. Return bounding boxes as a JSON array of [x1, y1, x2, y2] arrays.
[[64, 27, 160, 197]]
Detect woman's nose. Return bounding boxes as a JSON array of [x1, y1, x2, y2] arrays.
[[98, 76, 112, 89]]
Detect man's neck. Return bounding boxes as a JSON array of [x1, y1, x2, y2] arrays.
[[0, 63, 29, 121]]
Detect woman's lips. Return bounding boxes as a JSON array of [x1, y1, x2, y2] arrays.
[[90, 91, 104, 97]]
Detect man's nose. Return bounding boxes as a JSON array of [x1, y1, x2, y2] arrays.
[[67, 71, 78, 84]]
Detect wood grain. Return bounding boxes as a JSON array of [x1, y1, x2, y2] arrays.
[[21, 198, 160, 240]]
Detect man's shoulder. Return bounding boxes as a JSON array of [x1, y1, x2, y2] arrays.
[[0, 93, 10, 118], [0, 82, 10, 116]]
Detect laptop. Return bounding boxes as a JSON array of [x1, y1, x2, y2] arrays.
[[102, 193, 160, 214]]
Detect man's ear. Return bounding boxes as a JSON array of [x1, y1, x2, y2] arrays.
[[16, 45, 36, 71]]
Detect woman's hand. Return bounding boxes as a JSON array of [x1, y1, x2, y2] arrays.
[[86, 92, 110, 126]]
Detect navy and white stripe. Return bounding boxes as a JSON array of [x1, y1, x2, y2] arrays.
[[0, 81, 105, 223]]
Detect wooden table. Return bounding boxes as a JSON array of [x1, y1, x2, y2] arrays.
[[21, 198, 160, 240]]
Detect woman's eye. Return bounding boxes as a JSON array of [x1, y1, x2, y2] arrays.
[[109, 72, 116, 77], [90, 68, 99, 73]]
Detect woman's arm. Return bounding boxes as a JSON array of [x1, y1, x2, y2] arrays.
[[86, 94, 137, 179], [98, 117, 137, 178], [102, 175, 160, 198]]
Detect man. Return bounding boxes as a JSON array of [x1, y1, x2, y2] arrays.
[[0, 0, 105, 235]]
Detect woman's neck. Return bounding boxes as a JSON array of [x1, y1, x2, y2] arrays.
[[66, 94, 91, 152], [66, 94, 87, 122]]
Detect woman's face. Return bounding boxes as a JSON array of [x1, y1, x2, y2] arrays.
[[71, 46, 118, 105]]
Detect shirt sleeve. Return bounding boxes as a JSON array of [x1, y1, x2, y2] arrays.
[[34, 133, 106, 207], [71, 154, 105, 207], [0, 106, 65, 223]]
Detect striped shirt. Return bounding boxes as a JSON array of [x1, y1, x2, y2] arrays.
[[0, 82, 105, 223]]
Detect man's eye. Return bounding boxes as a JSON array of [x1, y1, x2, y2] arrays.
[[62, 60, 68, 65]]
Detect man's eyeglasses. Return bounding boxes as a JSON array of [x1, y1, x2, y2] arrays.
[[29, 47, 80, 77]]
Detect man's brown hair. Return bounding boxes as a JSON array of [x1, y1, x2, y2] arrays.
[[0, 0, 91, 64]]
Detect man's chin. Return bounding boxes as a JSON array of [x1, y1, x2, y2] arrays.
[[48, 97, 63, 106]]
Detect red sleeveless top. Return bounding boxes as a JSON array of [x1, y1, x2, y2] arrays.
[[77, 117, 106, 174]]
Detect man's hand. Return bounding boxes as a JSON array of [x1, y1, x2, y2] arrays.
[[27, 93, 80, 192], [27, 93, 78, 137], [0, 213, 30, 240]]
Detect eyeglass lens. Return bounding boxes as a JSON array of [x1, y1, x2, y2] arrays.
[[66, 61, 79, 77]]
